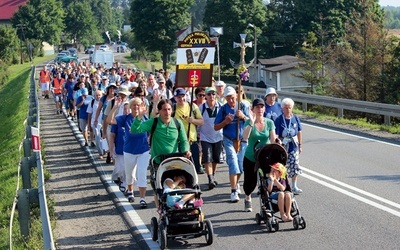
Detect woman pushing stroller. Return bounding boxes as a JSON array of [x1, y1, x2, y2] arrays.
[[267, 163, 293, 222]]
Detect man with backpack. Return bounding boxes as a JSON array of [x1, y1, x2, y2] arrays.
[[198, 87, 224, 189], [173, 88, 204, 174]]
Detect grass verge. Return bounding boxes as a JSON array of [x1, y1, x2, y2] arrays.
[[0, 55, 55, 249]]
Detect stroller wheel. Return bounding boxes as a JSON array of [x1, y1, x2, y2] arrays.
[[204, 219, 214, 245], [158, 222, 167, 249], [293, 216, 300, 230], [300, 216, 306, 229], [255, 213, 262, 225], [266, 218, 273, 232], [150, 217, 158, 241], [272, 220, 279, 231]]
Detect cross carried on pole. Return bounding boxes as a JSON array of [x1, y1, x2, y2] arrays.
[[230, 34, 254, 69]]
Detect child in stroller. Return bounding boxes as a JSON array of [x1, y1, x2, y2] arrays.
[[267, 163, 293, 222], [254, 144, 306, 231], [163, 174, 203, 209], [150, 156, 213, 249]]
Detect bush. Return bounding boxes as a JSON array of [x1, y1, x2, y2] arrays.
[[0, 60, 9, 86]]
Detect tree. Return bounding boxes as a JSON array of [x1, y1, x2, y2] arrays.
[[65, 1, 101, 46], [0, 26, 20, 64], [130, 0, 194, 70], [325, 0, 386, 102], [91, 0, 119, 43], [203, 0, 269, 69], [11, 0, 65, 46]]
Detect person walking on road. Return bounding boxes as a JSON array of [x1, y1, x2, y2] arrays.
[[274, 98, 303, 195], [214, 86, 249, 203], [108, 97, 150, 208], [242, 98, 277, 212], [264, 87, 282, 121], [198, 87, 223, 189]]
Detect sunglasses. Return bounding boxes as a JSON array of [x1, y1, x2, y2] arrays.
[[197, 94, 206, 97], [207, 92, 216, 96]]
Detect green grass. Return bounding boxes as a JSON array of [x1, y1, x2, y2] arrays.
[[297, 110, 400, 134], [0, 55, 54, 249]]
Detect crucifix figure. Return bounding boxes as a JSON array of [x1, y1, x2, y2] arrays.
[[230, 34, 254, 69]]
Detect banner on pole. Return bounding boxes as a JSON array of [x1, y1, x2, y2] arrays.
[[175, 32, 215, 88]]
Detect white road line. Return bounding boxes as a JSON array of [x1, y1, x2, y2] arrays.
[[302, 172, 400, 217], [303, 123, 400, 147], [302, 167, 400, 209]]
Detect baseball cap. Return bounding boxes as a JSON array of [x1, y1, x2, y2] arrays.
[[252, 98, 265, 108], [223, 86, 236, 97], [174, 88, 186, 96], [215, 80, 226, 87], [205, 87, 216, 94]]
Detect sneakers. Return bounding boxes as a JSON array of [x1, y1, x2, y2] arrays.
[[230, 191, 240, 202], [208, 181, 216, 190], [127, 191, 134, 202], [84, 141, 88, 147], [90, 142, 96, 147], [106, 153, 112, 164], [193, 199, 203, 207], [197, 167, 205, 174], [140, 199, 147, 208], [119, 181, 126, 192], [236, 183, 242, 194], [244, 200, 252, 212], [174, 201, 184, 209], [292, 187, 303, 195]]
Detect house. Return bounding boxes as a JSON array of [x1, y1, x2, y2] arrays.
[[258, 55, 309, 92], [0, 0, 29, 25]]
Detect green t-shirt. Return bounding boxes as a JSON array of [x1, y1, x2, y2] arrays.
[[244, 117, 276, 162], [130, 117, 190, 163]]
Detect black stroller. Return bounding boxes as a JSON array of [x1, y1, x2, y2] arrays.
[[254, 144, 306, 232], [149, 154, 214, 249]]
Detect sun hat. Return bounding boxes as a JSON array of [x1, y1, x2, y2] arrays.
[[106, 82, 117, 90], [265, 87, 278, 97], [214, 80, 226, 87], [205, 87, 216, 94], [223, 86, 236, 97], [157, 76, 166, 83], [270, 162, 286, 178], [252, 98, 265, 108], [174, 88, 186, 97], [117, 85, 131, 96], [81, 88, 88, 95], [102, 75, 108, 80]]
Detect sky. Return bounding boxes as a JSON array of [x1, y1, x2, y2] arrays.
[[379, 0, 400, 7]]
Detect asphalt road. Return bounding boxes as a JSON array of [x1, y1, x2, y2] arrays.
[[118, 122, 400, 250], [43, 53, 400, 249]]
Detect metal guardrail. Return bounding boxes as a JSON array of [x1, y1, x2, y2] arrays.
[[231, 84, 400, 126], [9, 66, 55, 249]]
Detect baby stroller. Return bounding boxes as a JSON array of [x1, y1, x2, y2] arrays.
[[149, 154, 214, 249], [254, 144, 306, 232]]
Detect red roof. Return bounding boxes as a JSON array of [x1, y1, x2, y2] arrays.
[[0, 0, 29, 20]]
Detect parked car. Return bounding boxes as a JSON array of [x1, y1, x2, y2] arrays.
[[85, 45, 95, 54], [54, 52, 67, 63], [68, 48, 78, 57], [99, 44, 110, 51], [60, 50, 71, 56]]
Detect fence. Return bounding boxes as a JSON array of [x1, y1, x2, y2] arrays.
[[9, 66, 55, 249], [231, 84, 400, 126]]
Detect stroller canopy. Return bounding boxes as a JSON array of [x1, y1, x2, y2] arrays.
[[255, 144, 288, 175], [155, 157, 198, 190]]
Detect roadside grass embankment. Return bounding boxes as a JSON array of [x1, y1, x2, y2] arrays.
[[0, 55, 55, 249]]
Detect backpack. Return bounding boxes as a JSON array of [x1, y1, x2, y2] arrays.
[[149, 117, 181, 147], [172, 102, 197, 118], [199, 102, 221, 117]]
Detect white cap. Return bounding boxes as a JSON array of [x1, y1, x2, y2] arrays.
[[224, 86, 236, 97], [265, 87, 277, 97], [215, 80, 226, 87]]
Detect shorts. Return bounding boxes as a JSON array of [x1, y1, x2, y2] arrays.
[[201, 140, 223, 164], [40, 82, 50, 91], [53, 94, 62, 103], [79, 118, 88, 132], [67, 98, 75, 111], [223, 137, 246, 175], [270, 191, 293, 200]]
